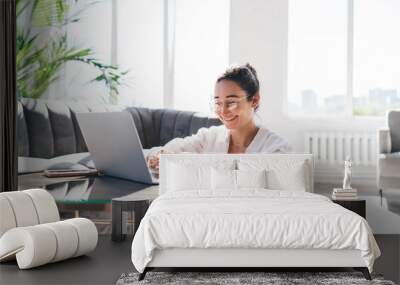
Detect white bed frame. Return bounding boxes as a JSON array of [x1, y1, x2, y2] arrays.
[[142, 247, 370, 280], [148, 249, 365, 268], [139, 154, 371, 280]]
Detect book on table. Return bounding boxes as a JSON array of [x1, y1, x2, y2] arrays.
[[332, 188, 358, 200], [332, 194, 359, 200], [333, 188, 358, 193], [44, 169, 98, 178]]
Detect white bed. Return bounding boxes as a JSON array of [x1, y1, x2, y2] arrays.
[[131, 154, 380, 280]]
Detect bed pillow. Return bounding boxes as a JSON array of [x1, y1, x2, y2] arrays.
[[211, 168, 268, 191], [166, 159, 236, 192], [236, 169, 268, 189], [211, 168, 236, 190], [267, 164, 306, 191], [238, 160, 307, 191], [167, 162, 210, 191]]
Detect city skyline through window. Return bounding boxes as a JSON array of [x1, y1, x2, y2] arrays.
[[288, 0, 400, 117]]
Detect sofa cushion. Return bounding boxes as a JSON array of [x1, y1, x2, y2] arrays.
[[66, 102, 91, 153], [18, 99, 221, 161], [159, 109, 181, 146], [18, 153, 94, 174], [378, 152, 400, 178], [388, 110, 400, 152], [46, 101, 76, 156], [136, 108, 156, 148], [18, 157, 50, 174], [174, 111, 195, 138], [127, 108, 151, 148], [21, 99, 54, 158], [17, 101, 30, 157], [48, 152, 94, 168], [189, 113, 209, 135]]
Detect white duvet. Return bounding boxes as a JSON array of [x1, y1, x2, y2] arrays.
[[131, 190, 380, 273]]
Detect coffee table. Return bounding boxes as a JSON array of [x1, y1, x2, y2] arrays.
[[18, 173, 158, 241]]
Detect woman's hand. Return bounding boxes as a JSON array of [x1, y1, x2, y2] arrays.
[[147, 150, 166, 172]]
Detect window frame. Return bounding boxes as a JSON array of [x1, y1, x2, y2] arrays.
[[285, 0, 390, 120]]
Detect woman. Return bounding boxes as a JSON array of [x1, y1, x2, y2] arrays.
[[148, 63, 291, 171]]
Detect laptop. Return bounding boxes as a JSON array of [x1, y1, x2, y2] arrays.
[[76, 111, 159, 184]]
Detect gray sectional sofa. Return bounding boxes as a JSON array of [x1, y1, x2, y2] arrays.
[[17, 99, 221, 174]]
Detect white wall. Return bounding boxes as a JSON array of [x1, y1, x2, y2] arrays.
[[23, 0, 113, 102], [229, 0, 385, 186], [230, 0, 289, 134], [63, 0, 113, 103], [172, 0, 230, 113], [40, 0, 164, 107], [117, 0, 164, 108]]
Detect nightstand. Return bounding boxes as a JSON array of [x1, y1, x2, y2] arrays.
[[332, 199, 366, 218]]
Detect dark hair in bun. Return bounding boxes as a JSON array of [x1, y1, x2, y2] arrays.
[[217, 63, 260, 101]]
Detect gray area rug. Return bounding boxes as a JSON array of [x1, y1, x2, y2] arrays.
[[116, 271, 396, 285]]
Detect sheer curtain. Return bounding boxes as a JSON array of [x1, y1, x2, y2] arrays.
[[0, 0, 17, 192]]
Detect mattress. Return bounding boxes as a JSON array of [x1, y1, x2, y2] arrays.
[[131, 190, 380, 273]]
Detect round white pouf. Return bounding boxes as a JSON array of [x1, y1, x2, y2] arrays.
[[64, 218, 98, 257], [0, 218, 98, 269], [0, 196, 17, 237], [0, 225, 57, 269], [0, 189, 59, 237]]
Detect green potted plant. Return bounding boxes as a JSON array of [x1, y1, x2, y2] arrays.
[[16, 0, 128, 103]]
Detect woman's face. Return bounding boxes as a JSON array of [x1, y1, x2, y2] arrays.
[[214, 80, 259, 130]]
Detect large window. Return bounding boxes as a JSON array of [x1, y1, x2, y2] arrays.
[[287, 0, 400, 117]]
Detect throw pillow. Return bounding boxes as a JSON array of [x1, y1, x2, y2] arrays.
[[167, 162, 210, 191], [236, 169, 268, 189], [211, 168, 236, 190]]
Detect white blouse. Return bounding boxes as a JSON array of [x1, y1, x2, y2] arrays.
[[159, 125, 291, 154]]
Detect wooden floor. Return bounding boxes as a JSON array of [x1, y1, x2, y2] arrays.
[[0, 235, 398, 285], [0, 236, 133, 285]]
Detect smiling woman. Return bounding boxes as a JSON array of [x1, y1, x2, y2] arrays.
[[147, 63, 291, 172], [214, 64, 261, 154]]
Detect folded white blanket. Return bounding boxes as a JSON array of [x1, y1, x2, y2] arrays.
[[131, 190, 380, 273]]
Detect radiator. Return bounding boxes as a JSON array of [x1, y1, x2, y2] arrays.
[[305, 132, 376, 166]]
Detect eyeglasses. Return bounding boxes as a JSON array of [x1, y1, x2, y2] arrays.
[[211, 96, 249, 112]]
